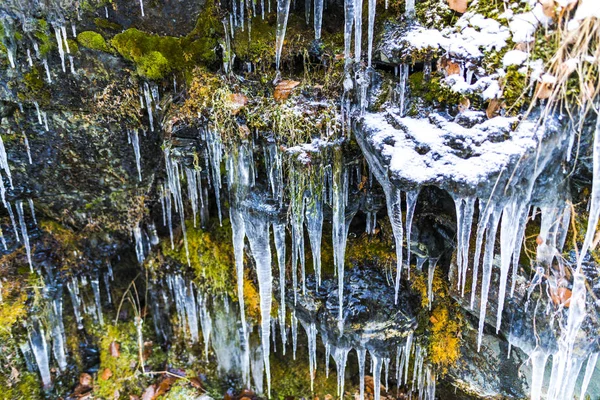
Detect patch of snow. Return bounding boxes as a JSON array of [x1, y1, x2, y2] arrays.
[[361, 110, 538, 188], [503, 50, 529, 67]]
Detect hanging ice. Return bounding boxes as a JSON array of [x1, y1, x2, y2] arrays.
[[332, 345, 350, 398], [367, 0, 376, 66], [579, 112, 600, 269], [29, 319, 51, 388], [301, 320, 317, 391], [91, 276, 104, 326], [427, 257, 438, 310], [275, 0, 291, 71], [405, 189, 419, 277], [453, 196, 475, 296], [130, 129, 142, 181], [273, 221, 287, 353], [50, 292, 67, 371], [477, 204, 501, 351], [332, 147, 349, 332], [579, 352, 598, 400], [245, 211, 273, 397], [305, 182, 323, 286], [314, 0, 324, 39], [16, 200, 33, 272]]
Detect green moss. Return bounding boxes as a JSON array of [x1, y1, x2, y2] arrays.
[[66, 39, 79, 54], [94, 323, 146, 399], [19, 67, 51, 104], [33, 20, 54, 56], [110, 0, 222, 80], [0, 372, 43, 400], [94, 17, 123, 31], [77, 31, 111, 52]]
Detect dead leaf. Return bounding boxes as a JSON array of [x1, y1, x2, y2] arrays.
[[141, 385, 156, 400], [458, 97, 470, 113], [515, 42, 531, 52], [79, 373, 93, 387], [100, 368, 113, 381], [486, 99, 502, 119], [189, 377, 203, 390], [440, 57, 461, 76], [540, 0, 555, 18], [109, 341, 120, 358], [228, 93, 248, 115], [274, 80, 301, 102], [551, 286, 572, 307], [154, 376, 178, 398], [447, 0, 468, 13], [535, 81, 554, 99]]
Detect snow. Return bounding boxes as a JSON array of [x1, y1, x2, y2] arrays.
[[503, 50, 529, 67], [362, 110, 537, 189], [401, 13, 510, 60]]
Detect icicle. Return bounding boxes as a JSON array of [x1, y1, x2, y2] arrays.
[[398, 64, 409, 116], [104, 273, 112, 304], [198, 293, 213, 361], [67, 278, 84, 329], [405, 0, 414, 16], [130, 129, 142, 181], [275, 0, 291, 71], [139, 0, 145, 16], [273, 221, 287, 353], [496, 201, 527, 331], [388, 187, 403, 304], [343, 0, 355, 63], [579, 112, 600, 269], [50, 292, 67, 371], [314, 0, 324, 39], [367, 0, 375, 67], [133, 223, 145, 265], [529, 348, 549, 400], [453, 196, 474, 295], [357, 347, 366, 400], [54, 26, 66, 72], [143, 83, 154, 132], [405, 189, 419, 277], [477, 204, 501, 351], [0, 134, 13, 192], [427, 257, 438, 310], [34, 102, 43, 125], [16, 201, 33, 272], [29, 320, 51, 388], [305, 183, 323, 286], [71, 24, 77, 38], [325, 341, 331, 377], [579, 352, 598, 400], [332, 147, 348, 332], [43, 59, 52, 83], [301, 320, 317, 391], [245, 212, 273, 397], [27, 48, 33, 66], [332, 346, 350, 398], [383, 357, 390, 391], [370, 352, 383, 400], [290, 178, 305, 297], [470, 199, 492, 309], [292, 309, 298, 360], [23, 133, 33, 164], [251, 342, 265, 394], [91, 276, 104, 325], [42, 112, 49, 131]]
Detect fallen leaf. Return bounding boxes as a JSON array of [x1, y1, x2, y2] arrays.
[[551, 286, 572, 307], [80, 373, 93, 387], [274, 80, 301, 102], [535, 81, 554, 99], [100, 368, 113, 381], [486, 99, 502, 119], [154, 376, 178, 398], [458, 97, 470, 113], [141, 385, 156, 400], [109, 341, 120, 358], [440, 57, 461, 76], [540, 0, 555, 17], [447, 0, 468, 13], [189, 377, 203, 390], [228, 93, 248, 115]]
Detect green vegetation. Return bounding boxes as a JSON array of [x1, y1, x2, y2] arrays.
[[18, 67, 51, 104], [94, 17, 123, 31], [77, 31, 111, 52]]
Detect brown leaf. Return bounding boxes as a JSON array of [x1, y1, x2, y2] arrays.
[[228, 93, 248, 115], [109, 341, 120, 358], [551, 287, 572, 307], [458, 97, 470, 113], [100, 368, 113, 381], [189, 377, 203, 390], [141, 385, 156, 400], [486, 99, 502, 119], [154, 376, 178, 398], [535, 81, 554, 99], [540, 0, 555, 17], [447, 0, 468, 13], [79, 373, 93, 387], [274, 80, 301, 102], [440, 57, 461, 76]]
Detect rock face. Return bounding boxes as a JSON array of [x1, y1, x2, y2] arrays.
[[0, 0, 599, 399]]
